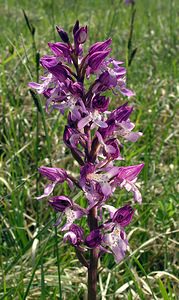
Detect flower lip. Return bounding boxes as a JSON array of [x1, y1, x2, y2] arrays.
[[103, 225, 128, 263]]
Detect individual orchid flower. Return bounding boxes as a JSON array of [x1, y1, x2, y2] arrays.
[[44, 80, 85, 117], [118, 119, 143, 142], [80, 163, 120, 197], [85, 205, 134, 262], [104, 204, 134, 227], [63, 224, 84, 246], [95, 132, 123, 161], [49, 195, 86, 230], [105, 59, 135, 97], [99, 102, 133, 139], [40, 58, 71, 81], [36, 166, 72, 199], [86, 53, 134, 97], [112, 164, 144, 203], [48, 42, 72, 63], [28, 73, 57, 95], [88, 50, 111, 71]]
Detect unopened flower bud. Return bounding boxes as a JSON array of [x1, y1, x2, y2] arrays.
[[56, 26, 69, 43], [75, 26, 88, 44], [73, 20, 80, 35]]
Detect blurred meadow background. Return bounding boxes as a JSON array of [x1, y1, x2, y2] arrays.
[[0, 0, 179, 299]]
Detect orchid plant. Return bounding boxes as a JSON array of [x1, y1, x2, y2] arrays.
[[29, 20, 144, 299]]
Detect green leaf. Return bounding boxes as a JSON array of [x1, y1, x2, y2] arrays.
[[158, 279, 170, 300]]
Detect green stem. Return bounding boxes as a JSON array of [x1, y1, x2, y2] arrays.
[[54, 215, 62, 299]]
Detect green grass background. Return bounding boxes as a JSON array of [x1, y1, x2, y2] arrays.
[[0, 0, 178, 299]]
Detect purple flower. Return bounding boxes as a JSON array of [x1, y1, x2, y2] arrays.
[[98, 103, 142, 142], [92, 95, 110, 112], [88, 50, 111, 71], [49, 196, 85, 230], [112, 205, 134, 226], [48, 195, 72, 212], [36, 166, 71, 199], [48, 42, 71, 63], [28, 73, 56, 95], [89, 39, 112, 54], [103, 226, 128, 263], [40, 58, 70, 81], [85, 229, 102, 248], [80, 163, 144, 204], [85, 226, 129, 263], [74, 26, 88, 44], [103, 203, 134, 225], [85, 204, 134, 262], [38, 166, 67, 182], [99, 102, 133, 139], [118, 119, 143, 142], [89, 58, 134, 97], [64, 126, 85, 151], [63, 224, 84, 246], [112, 164, 144, 203], [80, 163, 120, 198]]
